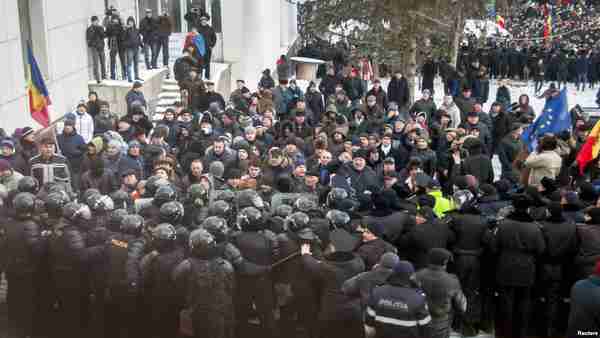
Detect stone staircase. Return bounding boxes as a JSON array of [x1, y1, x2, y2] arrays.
[[153, 78, 181, 120]]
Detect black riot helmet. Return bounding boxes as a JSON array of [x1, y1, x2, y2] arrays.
[[285, 212, 311, 232], [152, 223, 177, 250], [326, 187, 349, 208], [14, 192, 36, 216], [17, 176, 39, 194], [294, 196, 317, 213], [236, 207, 264, 231], [237, 189, 265, 209], [213, 190, 236, 204], [326, 210, 351, 230], [187, 184, 208, 206], [62, 202, 92, 222], [188, 228, 219, 258], [153, 185, 177, 207], [121, 214, 144, 235], [82, 188, 101, 206], [45, 191, 71, 218], [109, 209, 129, 232], [145, 176, 170, 197], [110, 190, 131, 210], [208, 200, 231, 218], [159, 201, 185, 224], [273, 204, 294, 218], [200, 216, 229, 243], [89, 194, 115, 213]]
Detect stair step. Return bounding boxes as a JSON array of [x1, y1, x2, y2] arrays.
[[161, 84, 180, 92], [163, 78, 178, 85], [156, 98, 178, 106], [158, 91, 181, 99]]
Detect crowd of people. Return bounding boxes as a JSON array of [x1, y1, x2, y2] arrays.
[[3, 3, 600, 338], [86, 5, 174, 83]]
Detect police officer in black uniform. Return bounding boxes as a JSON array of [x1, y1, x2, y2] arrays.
[[231, 207, 279, 338], [1, 192, 45, 338], [141, 223, 186, 338], [48, 202, 104, 338], [173, 229, 236, 338], [105, 214, 147, 338], [276, 212, 322, 338]]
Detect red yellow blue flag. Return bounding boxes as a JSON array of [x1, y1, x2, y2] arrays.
[[27, 44, 50, 127]]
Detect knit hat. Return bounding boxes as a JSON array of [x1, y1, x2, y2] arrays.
[[64, 118, 76, 127], [353, 149, 369, 160], [392, 260, 415, 281], [428, 248, 452, 266], [365, 222, 385, 238], [0, 159, 11, 171], [21, 127, 35, 139], [379, 252, 400, 269], [128, 140, 141, 148], [1, 139, 15, 149]]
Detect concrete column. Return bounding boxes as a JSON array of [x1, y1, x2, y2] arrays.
[[288, 2, 298, 44], [280, 0, 289, 47], [221, 0, 243, 63], [240, 0, 280, 89]]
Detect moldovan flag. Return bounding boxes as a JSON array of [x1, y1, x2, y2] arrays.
[[496, 15, 505, 30], [543, 14, 552, 40], [27, 44, 51, 128], [576, 120, 600, 174]]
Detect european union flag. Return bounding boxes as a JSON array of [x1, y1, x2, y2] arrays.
[[521, 89, 570, 152]]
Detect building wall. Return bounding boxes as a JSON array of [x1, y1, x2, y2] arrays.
[[0, 0, 137, 134], [221, 0, 298, 92]]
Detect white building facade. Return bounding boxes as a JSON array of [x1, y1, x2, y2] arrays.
[[0, 0, 299, 133]]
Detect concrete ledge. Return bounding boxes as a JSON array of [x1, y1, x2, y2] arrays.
[[88, 68, 167, 117]]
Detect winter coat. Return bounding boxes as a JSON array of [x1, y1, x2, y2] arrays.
[[1, 215, 44, 276], [400, 219, 455, 270], [122, 26, 142, 49], [539, 219, 577, 282], [387, 77, 409, 108], [305, 91, 325, 122], [79, 169, 119, 195], [302, 252, 365, 321], [415, 266, 467, 321], [453, 95, 477, 122], [346, 165, 379, 197], [567, 275, 600, 338], [409, 148, 437, 177], [524, 150, 562, 188], [156, 15, 173, 37], [118, 154, 144, 179], [491, 111, 512, 145], [495, 86, 511, 109], [126, 90, 147, 114], [459, 154, 494, 184], [56, 131, 85, 170], [409, 99, 437, 124], [366, 274, 433, 338], [342, 265, 394, 308], [576, 56, 589, 75], [366, 87, 388, 110], [362, 211, 412, 245], [343, 78, 364, 101], [575, 222, 600, 277], [497, 134, 522, 182], [354, 238, 397, 270], [440, 101, 461, 128], [139, 17, 158, 43], [319, 75, 341, 99], [491, 212, 546, 287], [86, 25, 106, 50]]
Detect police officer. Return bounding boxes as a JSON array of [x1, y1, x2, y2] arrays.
[[159, 201, 189, 250], [276, 212, 322, 338], [141, 223, 186, 338], [366, 260, 433, 338], [105, 214, 147, 338], [415, 248, 468, 338], [267, 204, 293, 234], [445, 189, 491, 335], [173, 229, 236, 338], [86, 194, 115, 338], [48, 202, 103, 338], [1, 192, 45, 338], [140, 184, 177, 228], [231, 207, 279, 338], [183, 184, 208, 228]]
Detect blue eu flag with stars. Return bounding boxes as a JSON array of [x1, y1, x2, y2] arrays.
[[521, 89, 570, 152]]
